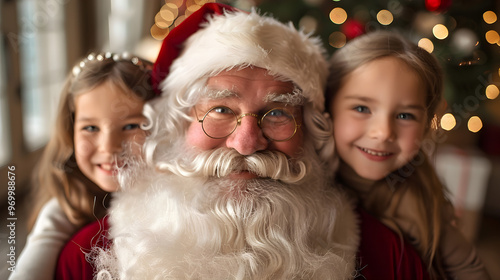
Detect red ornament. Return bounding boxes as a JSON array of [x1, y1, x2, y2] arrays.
[[425, 0, 452, 13], [341, 19, 365, 40]]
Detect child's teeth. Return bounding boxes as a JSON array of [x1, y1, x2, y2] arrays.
[[362, 148, 390, 156]]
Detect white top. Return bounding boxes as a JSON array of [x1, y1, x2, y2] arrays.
[[8, 198, 78, 280]]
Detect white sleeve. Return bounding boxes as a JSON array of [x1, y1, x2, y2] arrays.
[[8, 198, 80, 280]]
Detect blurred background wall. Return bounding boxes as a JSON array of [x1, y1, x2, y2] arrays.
[[1, 0, 499, 278]]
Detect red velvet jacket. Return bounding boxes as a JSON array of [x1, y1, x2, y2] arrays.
[[56, 208, 429, 280]]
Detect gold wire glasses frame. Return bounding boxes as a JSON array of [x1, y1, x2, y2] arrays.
[[196, 106, 301, 142]]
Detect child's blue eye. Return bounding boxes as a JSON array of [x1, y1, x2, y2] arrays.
[[123, 124, 140, 130], [353, 106, 370, 113], [83, 126, 98, 132], [397, 113, 415, 120]]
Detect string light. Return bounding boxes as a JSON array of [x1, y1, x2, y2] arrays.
[[486, 84, 500, 100], [150, 0, 215, 40], [150, 24, 169, 40], [485, 30, 500, 44], [483, 11, 497, 24], [330, 8, 347, 24], [160, 3, 179, 22], [418, 38, 434, 53], [440, 113, 456, 131], [174, 15, 187, 27], [457, 58, 481, 66], [186, 4, 201, 16], [155, 13, 170, 29], [467, 116, 482, 133], [376, 10, 393, 25], [433, 24, 448, 40], [169, 0, 184, 6]]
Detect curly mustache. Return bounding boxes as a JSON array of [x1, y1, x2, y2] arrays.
[[155, 148, 309, 184]]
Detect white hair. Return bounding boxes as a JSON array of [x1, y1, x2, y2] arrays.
[[93, 141, 358, 279], [91, 7, 354, 279], [92, 83, 355, 279]]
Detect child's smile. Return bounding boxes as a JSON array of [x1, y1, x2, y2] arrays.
[[74, 81, 147, 192], [357, 146, 394, 162], [331, 56, 428, 180]]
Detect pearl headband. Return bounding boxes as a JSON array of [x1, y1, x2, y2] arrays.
[[72, 51, 152, 78]]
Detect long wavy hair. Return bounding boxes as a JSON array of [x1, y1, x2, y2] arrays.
[[326, 31, 452, 279], [29, 53, 156, 229]]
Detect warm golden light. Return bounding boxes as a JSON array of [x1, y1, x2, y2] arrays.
[[150, 24, 169, 40], [483, 11, 497, 24], [186, 4, 201, 16], [155, 13, 170, 29], [330, 8, 347, 24], [418, 38, 434, 53], [194, 0, 209, 4], [486, 84, 500, 99], [329, 31, 346, 48], [468, 116, 483, 133], [433, 24, 449, 40], [440, 113, 456, 131], [377, 10, 393, 25], [160, 3, 179, 22], [169, 0, 184, 7], [485, 30, 500, 44], [160, 10, 175, 22], [174, 15, 187, 27]]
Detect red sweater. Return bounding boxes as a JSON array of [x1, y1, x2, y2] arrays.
[[56, 208, 429, 280]]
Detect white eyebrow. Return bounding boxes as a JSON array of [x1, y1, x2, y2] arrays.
[[264, 88, 305, 106], [204, 89, 239, 100]]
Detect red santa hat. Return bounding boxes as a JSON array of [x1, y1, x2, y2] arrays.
[[152, 2, 329, 111]]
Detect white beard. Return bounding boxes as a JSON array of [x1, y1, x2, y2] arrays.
[[93, 147, 359, 280]]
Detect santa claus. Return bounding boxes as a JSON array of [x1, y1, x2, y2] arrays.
[[56, 3, 429, 280]]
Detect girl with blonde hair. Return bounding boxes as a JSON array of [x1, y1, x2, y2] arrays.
[[326, 31, 490, 279], [9, 52, 156, 280]]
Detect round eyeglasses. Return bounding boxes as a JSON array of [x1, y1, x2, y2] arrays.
[[197, 106, 301, 141]]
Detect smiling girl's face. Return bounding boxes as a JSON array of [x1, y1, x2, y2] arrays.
[[73, 80, 147, 192], [331, 56, 428, 181]]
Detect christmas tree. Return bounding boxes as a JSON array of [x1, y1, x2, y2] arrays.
[[151, 0, 500, 152]]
